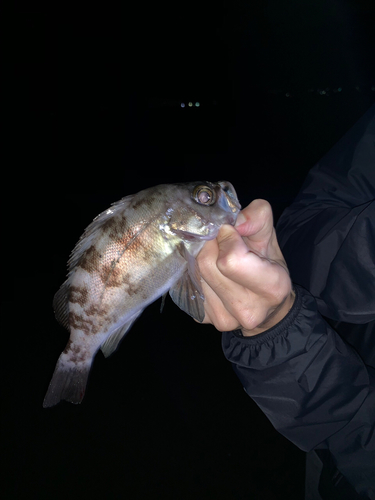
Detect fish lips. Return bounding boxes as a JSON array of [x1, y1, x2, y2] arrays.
[[217, 181, 241, 225]]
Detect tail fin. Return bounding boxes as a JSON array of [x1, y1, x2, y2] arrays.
[[43, 356, 92, 408]]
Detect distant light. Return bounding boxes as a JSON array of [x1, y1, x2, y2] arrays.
[[338, 87, 342, 92], [285, 92, 290, 97], [195, 102, 200, 107], [188, 102, 193, 107], [372, 86, 375, 92], [180, 102, 185, 108]]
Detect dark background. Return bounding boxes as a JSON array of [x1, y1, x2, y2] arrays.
[[3, 1, 375, 499]]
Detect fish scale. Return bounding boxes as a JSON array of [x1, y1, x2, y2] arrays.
[[43, 181, 240, 407]]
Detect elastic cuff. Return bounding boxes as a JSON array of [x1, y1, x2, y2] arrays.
[[228, 285, 303, 345]]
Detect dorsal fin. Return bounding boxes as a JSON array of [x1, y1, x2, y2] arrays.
[[53, 196, 135, 329], [67, 195, 134, 273]]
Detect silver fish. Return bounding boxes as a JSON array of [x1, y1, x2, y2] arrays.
[[43, 181, 240, 407]]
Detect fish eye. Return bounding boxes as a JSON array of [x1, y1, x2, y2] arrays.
[[193, 185, 216, 206]]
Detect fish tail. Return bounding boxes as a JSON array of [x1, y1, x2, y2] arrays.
[[43, 354, 92, 408]]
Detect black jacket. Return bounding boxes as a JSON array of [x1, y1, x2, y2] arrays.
[[222, 104, 375, 499]]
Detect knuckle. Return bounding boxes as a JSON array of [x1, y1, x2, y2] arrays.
[[252, 198, 272, 214], [237, 310, 261, 331], [251, 199, 273, 225], [269, 273, 292, 302], [235, 300, 272, 330], [216, 253, 241, 276], [214, 312, 239, 332]]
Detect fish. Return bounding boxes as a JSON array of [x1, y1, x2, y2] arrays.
[[43, 181, 241, 407]]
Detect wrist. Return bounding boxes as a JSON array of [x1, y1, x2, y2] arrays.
[[241, 289, 296, 337]]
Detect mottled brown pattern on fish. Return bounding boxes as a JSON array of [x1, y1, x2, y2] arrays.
[[84, 302, 113, 319], [79, 245, 101, 273], [63, 340, 72, 354], [69, 285, 89, 306], [132, 193, 156, 210], [98, 260, 123, 288], [68, 309, 107, 335], [63, 340, 87, 363], [68, 311, 95, 333], [84, 304, 100, 317], [125, 278, 140, 297], [97, 260, 141, 296], [101, 215, 128, 241]]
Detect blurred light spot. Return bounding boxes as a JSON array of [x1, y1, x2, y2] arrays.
[[188, 102, 193, 107], [285, 92, 290, 97], [195, 102, 200, 107], [180, 102, 185, 108], [338, 87, 342, 92]]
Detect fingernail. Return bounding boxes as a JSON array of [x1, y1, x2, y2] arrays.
[[235, 213, 246, 227]]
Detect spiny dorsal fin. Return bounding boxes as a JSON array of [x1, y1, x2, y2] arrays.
[[53, 196, 135, 329], [67, 195, 134, 273]]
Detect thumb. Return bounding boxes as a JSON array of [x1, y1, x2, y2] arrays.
[[234, 199, 274, 240]]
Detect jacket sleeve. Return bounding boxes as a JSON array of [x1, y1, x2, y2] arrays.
[[222, 285, 375, 499], [276, 104, 375, 324]]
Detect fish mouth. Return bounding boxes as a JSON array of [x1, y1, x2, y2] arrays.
[[218, 181, 241, 212], [217, 181, 241, 224]]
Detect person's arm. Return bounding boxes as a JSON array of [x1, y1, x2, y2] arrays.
[[276, 104, 375, 324], [196, 200, 375, 498], [222, 285, 375, 499]]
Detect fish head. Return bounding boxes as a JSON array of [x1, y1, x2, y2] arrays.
[[165, 180, 241, 242]]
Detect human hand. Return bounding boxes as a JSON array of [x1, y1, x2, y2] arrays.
[[197, 199, 295, 336]]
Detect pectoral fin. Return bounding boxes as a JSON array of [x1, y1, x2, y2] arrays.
[[160, 293, 168, 313], [169, 248, 205, 322], [100, 310, 143, 358]]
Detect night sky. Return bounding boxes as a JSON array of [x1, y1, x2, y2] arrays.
[[4, 2, 375, 499]]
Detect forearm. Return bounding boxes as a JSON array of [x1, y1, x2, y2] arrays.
[[222, 286, 375, 497]]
